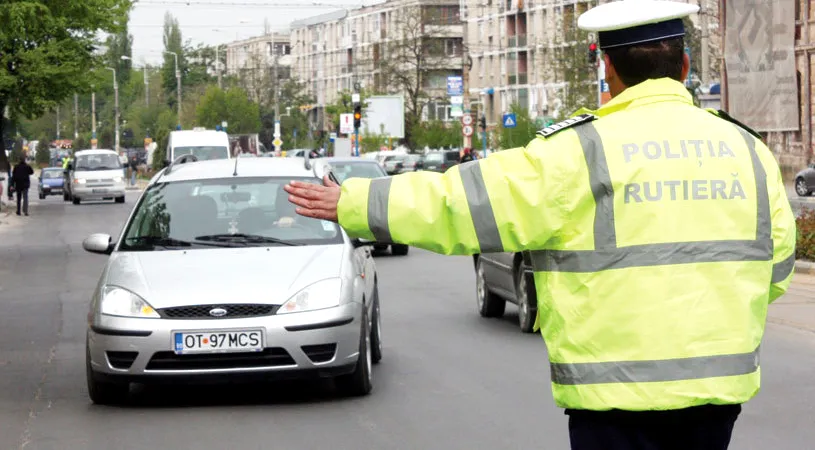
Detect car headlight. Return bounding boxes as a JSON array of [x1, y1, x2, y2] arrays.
[[112, 176, 123, 183], [73, 178, 86, 184], [278, 278, 343, 314], [99, 286, 160, 318]]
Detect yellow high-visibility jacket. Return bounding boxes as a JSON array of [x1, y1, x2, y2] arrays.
[[336, 78, 796, 411]]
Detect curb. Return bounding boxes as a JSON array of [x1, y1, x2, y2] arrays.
[[794, 260, 815, 275]]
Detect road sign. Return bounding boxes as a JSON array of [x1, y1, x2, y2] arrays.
[[461, 115, 474, 126], [447, 76, 463, 96], [462, 125, 474, 137], [329, 132, 337, 142], [340, 113, 355, 134], [273, 138, 283, 148], [502, 113, 517, 128], [450, 95, 463, 105], [351, 93, 361, 103], [450, 104, 463, 117], [221, 121, 228, 128]]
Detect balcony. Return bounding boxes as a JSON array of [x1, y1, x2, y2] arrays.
[[423, 24, 464, 37], [508, 34, 527, 48], [508, 72, 528, 85]]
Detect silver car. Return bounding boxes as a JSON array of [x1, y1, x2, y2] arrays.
[[83, 157, 382, 404]]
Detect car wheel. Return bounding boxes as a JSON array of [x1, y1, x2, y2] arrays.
[[115, 196, 125, 204], [516, 266, 536, 334], [72, 196, 80, 205], [63, 191, 70, 201], [335, 309, 373, 397], [795, 177, 811, 197], [86, 348, 129, 405], [370, 285, 383, 364], [373, 244, 388, 253], [475, 258, 506, 318], [391, 244, 409, 256], [39, 193, 45, 200]]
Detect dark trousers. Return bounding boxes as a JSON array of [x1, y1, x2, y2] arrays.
[[16, 188, 28, 215], [567, 404, 741, 450]]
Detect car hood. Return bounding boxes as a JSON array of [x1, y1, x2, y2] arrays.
[[73, 169, 123, 180], [103, 245, 346, 309], [41, 178, 63, 186]]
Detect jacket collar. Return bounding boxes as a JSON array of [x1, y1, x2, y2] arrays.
[[573, 78, 693, 118]]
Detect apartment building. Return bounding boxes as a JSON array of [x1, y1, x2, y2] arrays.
[[225, 33, 292, 102], [464, 0, 721, 127], [290, 0, 464, 126]]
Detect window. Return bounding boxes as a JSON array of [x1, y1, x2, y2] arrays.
[[74, 153, 122, 171], [424, 5, 461, 25], [479, 56, 485, 78], [445, 39, 461, 56]]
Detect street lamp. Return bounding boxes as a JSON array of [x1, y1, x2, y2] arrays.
[[121, 55, 150, 107], [105, 67, 120, 155], [163, 51, 181, 128]]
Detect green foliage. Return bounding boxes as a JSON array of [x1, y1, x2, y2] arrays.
[[497, 104, 539, 149], [796, 209, 815, 262], [9, 139, 24, 164], [195, 86, 260, 134], [325, 89, 373, 133], [554, 22, 596, 119], [105, 24, 133, 87], [162, 12, 185, 103], [0, 0, 132, 171], [73, 134, 89, 152], [412, 120, 460, 149], [151, 109, 177, 170], [35, 137, 50, 166], [359, 131, 389, 154]]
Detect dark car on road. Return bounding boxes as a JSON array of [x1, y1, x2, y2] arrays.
[[794, 163, 815, 196], [423, 150, 460, 173], [473, 252, 538, 333], [324, 157, 409, 256], [38, 167, 65, 199]]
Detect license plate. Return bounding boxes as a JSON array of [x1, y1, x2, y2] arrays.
[[173, 329, 264, 355], [92, 188, 107, 193]]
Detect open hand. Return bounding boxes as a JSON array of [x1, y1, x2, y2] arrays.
[[284, 175, 341, 222]]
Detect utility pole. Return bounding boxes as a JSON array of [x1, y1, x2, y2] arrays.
[[91, 90, 97, 149], [164, 51, 181, 128], [74, 94, 79, 139], [107, 67, 120, 154], [56, 106, 60, 140], [462, 15, 472, 151], [699, 0, 710, 85], [273, 43, 281, 153], [216, 45, 223, 90], [144, 65, 150, 107]]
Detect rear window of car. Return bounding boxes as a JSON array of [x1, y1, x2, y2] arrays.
[[424, 153, 442, 162], [330, 162, 387, 183]]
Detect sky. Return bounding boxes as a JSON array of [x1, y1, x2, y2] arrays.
[[129, 0, 384, 65]]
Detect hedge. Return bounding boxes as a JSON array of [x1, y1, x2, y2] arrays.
[[796, 208, 815, 262]]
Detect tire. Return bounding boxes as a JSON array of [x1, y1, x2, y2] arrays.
[[86, 349, 129, 405], [115, 196, 125, 204], [63, 191, 69, 201], [515, 266, 536, 334], [335, 310, 373, 397], [39, 193, 45, 200], [370, 286, 383, 364], [475, 258, 506, 318], [391, 244, 409, 256], [373, 244, 388, 253], [796, 177, 811, 197], [72, 196, 80, 205]]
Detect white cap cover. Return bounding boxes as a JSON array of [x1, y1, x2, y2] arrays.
[[578, 0, 699, 49]]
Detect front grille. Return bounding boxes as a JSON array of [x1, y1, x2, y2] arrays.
[[146, 348, 294, 370], [107, 351, 138, 369], [301, 344, 337, 363], [158, 304, 279, 319]]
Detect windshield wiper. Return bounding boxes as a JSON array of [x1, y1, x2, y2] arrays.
[[194, 233, 302, 246], [124, 236, 193, 250]]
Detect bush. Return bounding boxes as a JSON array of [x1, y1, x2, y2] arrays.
[[796, 208, 815, 261], [35, 137, 50, 167]]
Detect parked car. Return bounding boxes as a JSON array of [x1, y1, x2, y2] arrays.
[[382, 154, 407, 174], [794, 163, 815, 196], [323, 156, 409, 256], [82, 157, 382, 404], [64, 149, 126, 204], [385, 154, 424, 174], [423, 150, 461, 173], [473, 252, 538, 333], [38, 167, 65, 199]]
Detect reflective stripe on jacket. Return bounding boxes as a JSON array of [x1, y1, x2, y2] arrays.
[[336, 78, 796, 411]]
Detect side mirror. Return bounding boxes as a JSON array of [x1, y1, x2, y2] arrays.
[[351, 238, 374, 248], [313, 160, 341, 185], [83, 233, 115, 255]]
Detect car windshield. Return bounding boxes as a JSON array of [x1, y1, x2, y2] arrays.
[[120, 176, 343, 251], [329, 162, 387, 183], [424, 153, 442, 162], [42, 170, 62, 179], [174, 146, 230, 161], [75, 154, 121, 171]]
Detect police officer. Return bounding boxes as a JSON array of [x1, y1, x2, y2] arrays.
[[284, 1, 796, 449]]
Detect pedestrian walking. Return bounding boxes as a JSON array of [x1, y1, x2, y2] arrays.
[[129, 155, 138, 186], [12, 155, 34, 216], [284, 1, 797, 449]]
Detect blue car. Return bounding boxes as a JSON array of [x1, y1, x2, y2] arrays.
[[38, 167, 65, 199]]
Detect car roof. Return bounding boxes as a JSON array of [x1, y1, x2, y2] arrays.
[[75, 149, 117, 156], [152, 157, 318, 184], [323, 157, 381, 164]]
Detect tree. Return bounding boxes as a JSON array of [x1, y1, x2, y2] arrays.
[[9, 138, 24, 165], [195, 86, 260, 134], [162, 13, 186, 105], [104, 24, 133, 87], [0, 0, 132, 172], [553, 20, 596, 120], [35, 137, 50, 167], [374, 5, 463, 149], [497, 104, 538, 150]]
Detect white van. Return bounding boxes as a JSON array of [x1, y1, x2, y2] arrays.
[[65, 149, 126, 204], [167, 128, 230, 164]]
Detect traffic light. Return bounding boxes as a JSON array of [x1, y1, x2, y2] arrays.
[[479, 116, 486, 131], [353, 104, 362, 129], [588, 42, 598, 64]]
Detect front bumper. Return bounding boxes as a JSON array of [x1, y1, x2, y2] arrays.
[[87, 302, 363, 382], [73, 183, 126, 200], [40, 185, 63, 195]]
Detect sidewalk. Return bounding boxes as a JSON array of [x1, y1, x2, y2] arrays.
[[125, 178, 149, 191], [768, 272, 815, 333]]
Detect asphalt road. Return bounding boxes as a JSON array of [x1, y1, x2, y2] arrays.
[[0, 195, 814, 450]]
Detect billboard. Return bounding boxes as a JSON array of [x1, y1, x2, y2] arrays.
[[362, 95, 405, 139], [724, 0, 798, 131], [229, 134, 260, 157]]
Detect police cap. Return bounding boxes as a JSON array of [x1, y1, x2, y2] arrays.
[[578, 0, 699, 50]]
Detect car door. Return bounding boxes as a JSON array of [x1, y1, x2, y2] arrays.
[[805, 165, 815, 188], [480, 252, 516, 300]]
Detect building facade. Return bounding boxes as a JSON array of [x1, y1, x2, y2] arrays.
[[290, 0, 464, 128], [225, 32, 292, 103]]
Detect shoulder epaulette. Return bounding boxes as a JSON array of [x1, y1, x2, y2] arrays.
[[709, 109, 763, 140], [536, 114, 597, 139]]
